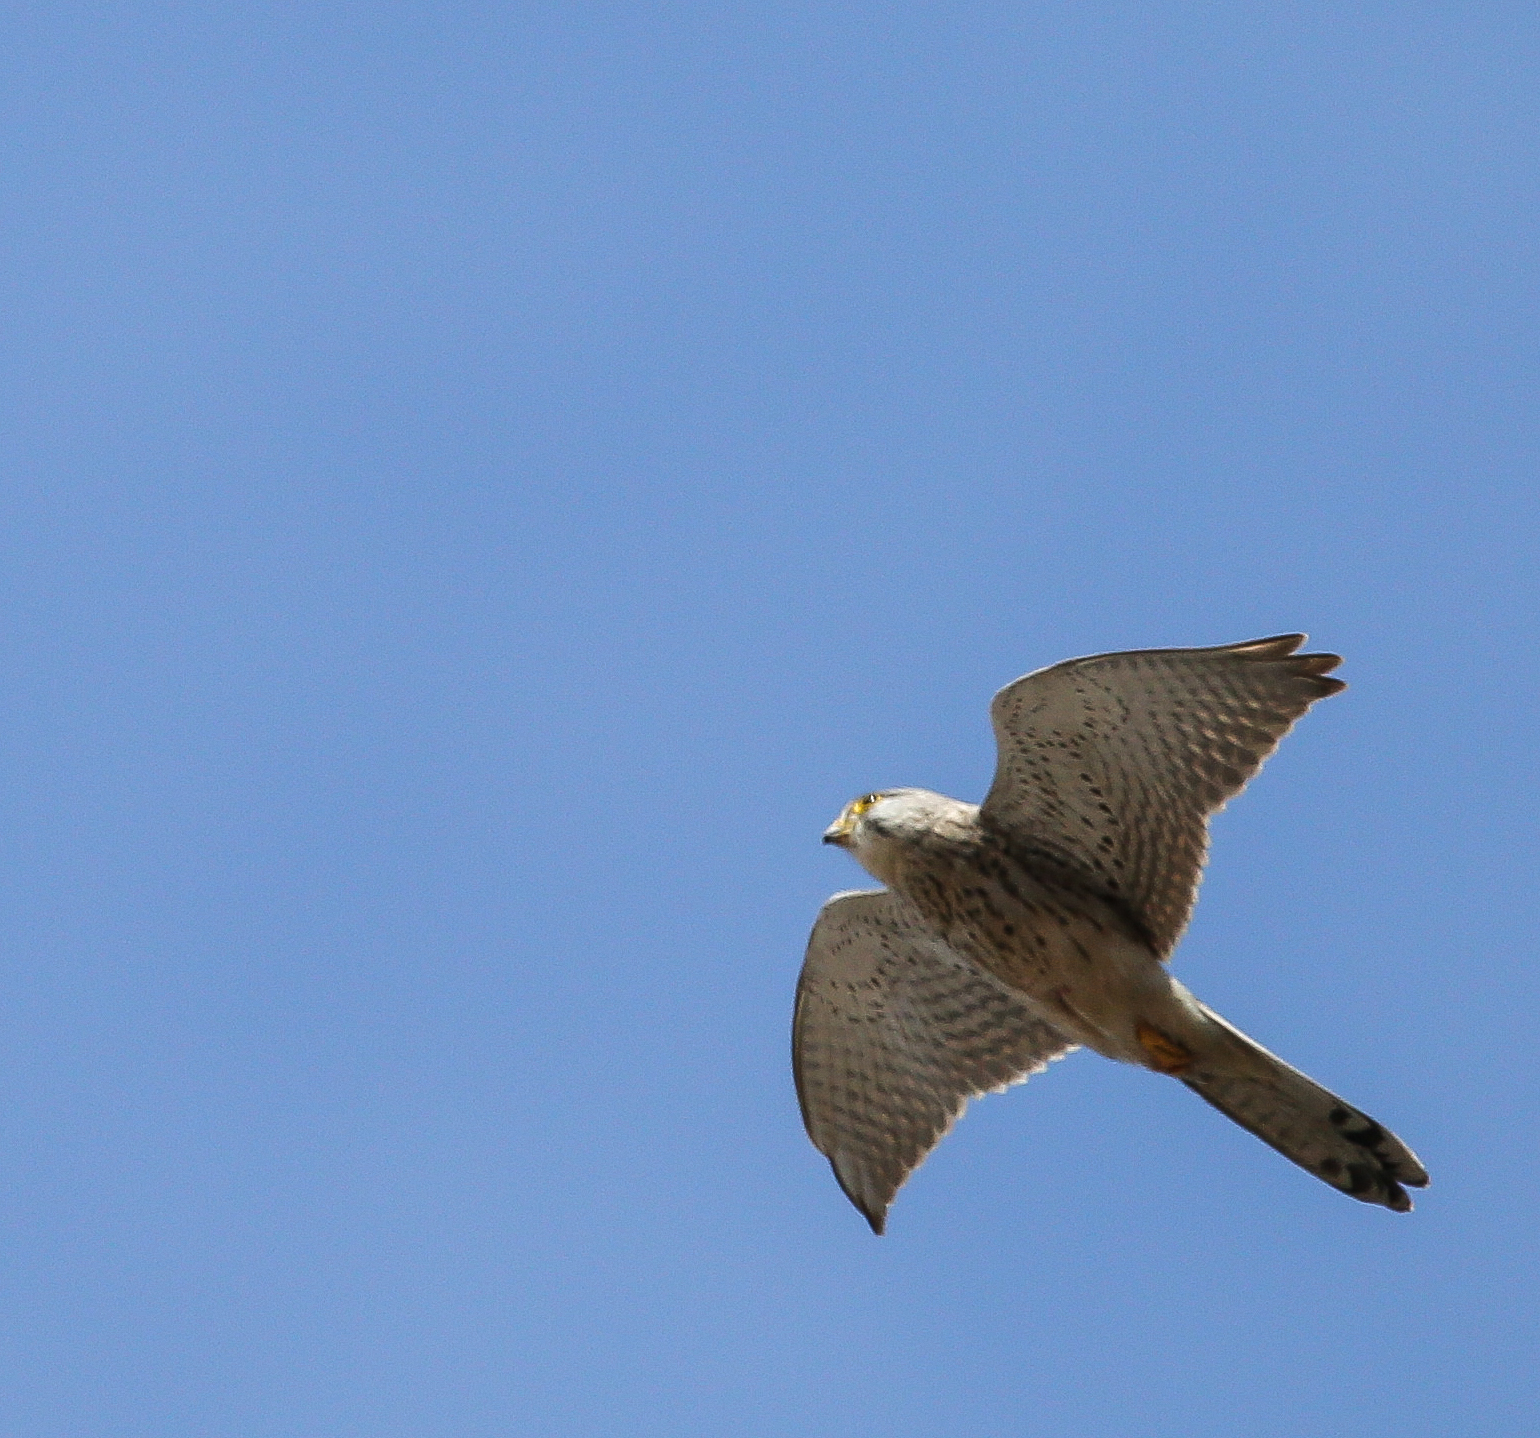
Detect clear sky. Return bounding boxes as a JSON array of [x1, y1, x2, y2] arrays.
[[2, 4, 1536, 1435]]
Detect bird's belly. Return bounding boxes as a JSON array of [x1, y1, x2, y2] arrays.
[[894, 859, 1201, 1066], [970, 922, 1178, 1064]]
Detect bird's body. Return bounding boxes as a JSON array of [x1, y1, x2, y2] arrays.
[[841, 788, 1192, 1069], [795, 636, 1427, 1232]]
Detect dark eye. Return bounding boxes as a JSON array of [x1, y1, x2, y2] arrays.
[[862, 793, 882, 806]]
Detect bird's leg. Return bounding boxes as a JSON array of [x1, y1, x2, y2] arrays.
[[1135, 1022, 1195, 1075]]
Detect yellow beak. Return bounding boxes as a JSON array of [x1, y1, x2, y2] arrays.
[[823, 817, 855, 847]]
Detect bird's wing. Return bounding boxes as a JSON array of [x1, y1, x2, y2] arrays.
[[981, 634, 1344, 958], [793, 889, 1075, 1234]]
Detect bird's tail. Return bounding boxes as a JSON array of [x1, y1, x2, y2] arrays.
[[1181, 1004, 1428, 1211]]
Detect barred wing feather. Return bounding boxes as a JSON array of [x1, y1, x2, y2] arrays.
[[982, 635, 1344, 957], [793, 890, 1075, 1233]]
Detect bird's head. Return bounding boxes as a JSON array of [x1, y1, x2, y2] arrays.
[[823, 788, 956, 886], [821, 791, 892, 852]]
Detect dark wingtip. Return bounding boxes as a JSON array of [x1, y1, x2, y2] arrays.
[[1234, 633, 1307, 655], [830, 1159, 890, 1234], [1286, 646, 1346, 699], [1232, 635, 1347, 697]]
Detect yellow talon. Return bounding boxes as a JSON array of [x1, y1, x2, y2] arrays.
[[1136, 1022, 1194, 1075]]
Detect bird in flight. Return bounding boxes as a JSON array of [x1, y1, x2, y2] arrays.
[[794, 635, 1427, 1233]]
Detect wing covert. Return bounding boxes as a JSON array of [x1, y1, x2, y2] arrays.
[[793, 889, 1075, 1233], [981, 634, 1344, 958]]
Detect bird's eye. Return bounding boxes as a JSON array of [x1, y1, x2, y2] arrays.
[[861, 793, 882, 807]]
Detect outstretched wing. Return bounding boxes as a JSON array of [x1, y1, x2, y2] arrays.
[[982, 634, 1344, 958], [793, 889, 1075, 1234]]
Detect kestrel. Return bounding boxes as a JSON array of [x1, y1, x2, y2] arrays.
[[793, 635, 1427, 1233]]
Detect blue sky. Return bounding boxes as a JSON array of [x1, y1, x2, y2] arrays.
[[2, 3, 1537, 1434]]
